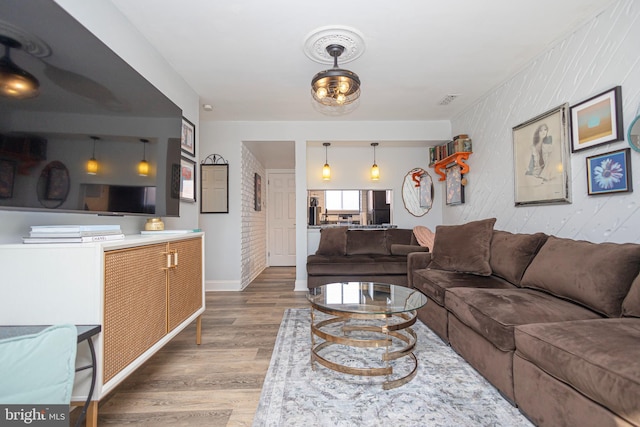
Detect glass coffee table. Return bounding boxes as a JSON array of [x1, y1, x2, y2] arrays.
[[307, 282, 427, 390]]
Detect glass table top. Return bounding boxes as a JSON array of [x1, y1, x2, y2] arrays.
[[307, 282, 427, 315]]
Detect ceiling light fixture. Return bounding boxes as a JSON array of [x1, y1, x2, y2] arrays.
[[87, 136, 99, 175], [0, 35, 39, 99], [370, 142, 380, 181], [311, 44, 361, 108], [138, 139, 149, 176], [322, 142, 331, 181]]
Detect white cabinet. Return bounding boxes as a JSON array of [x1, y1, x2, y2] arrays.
[[0, 233, 205, 425]]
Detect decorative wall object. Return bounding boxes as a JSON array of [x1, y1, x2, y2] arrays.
[[200, 154, 229, 213], [0, 159, 16, 198], [445, 164, 465, 205], [402, 167, 432, 217], [180, 157, 196, 202], [628, 107, 640, 153], [570, 86, 623, 152], [586, 148, 632, 195], [419, 171, 433, 209], [181, 117, 196, 157], [254, 173, 262, 211], [512, 104, 572, 206]]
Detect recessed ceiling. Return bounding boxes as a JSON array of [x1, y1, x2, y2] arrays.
[[110, 0, 617, 122]]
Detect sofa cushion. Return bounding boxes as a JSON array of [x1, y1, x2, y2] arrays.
[[445, 288, 602, 351], [390, 244, 428, 256], [520, 236, 640, 317], [515, 319, 640, 425], [412, 268, 515, 306], [385, 228, 416, 251], [346, 230, 389, 255], [431, 218, 496, 276], [489, 230, 548, 286], [306, 254, 408, 276], [622, 274, 640, 318], [316, 226, 348, 256]]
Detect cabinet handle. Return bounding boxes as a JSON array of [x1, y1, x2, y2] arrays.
[[173, 251, 178, 268], [166, 252, 172, 269]]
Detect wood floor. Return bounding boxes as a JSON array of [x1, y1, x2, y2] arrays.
[[84, 267, 308, 426]]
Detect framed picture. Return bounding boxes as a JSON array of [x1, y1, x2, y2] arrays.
[[254, 173, 262, 211], [570, 86, 623, 152], [0, 159, 16, 199], [200, 163, 229, 213], [180, 157, 196, 202], [445, 164, 464, 205], [512, 104, 572, 206], [181, 117, 196, 157], [586, 148, 632, 195]]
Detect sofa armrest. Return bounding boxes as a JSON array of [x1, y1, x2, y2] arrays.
[[407, 252, 433, 288], [390, 244, 429, 256]]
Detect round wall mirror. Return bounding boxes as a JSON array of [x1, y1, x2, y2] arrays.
[[628, 114, 640, 153], [402, 168, 433, 217]]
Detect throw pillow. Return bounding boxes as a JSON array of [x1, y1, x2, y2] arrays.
[[316, 227, 348, 256], [489, 230, 548, 286], [413, 226, 435, 252], [622, 274, 640, 318], [346, 230, 389, 255], [521, 236, 640, 317], [430, 218, 496, 276]]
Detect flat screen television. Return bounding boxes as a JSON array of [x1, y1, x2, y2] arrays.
[[0, 0, 182, 216]]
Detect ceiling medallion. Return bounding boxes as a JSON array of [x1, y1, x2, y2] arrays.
[[303, 25, 365, 65]]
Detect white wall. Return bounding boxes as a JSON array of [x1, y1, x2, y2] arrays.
[[199, 121, 450, 290], [0, 0, 201, 243], [450, 0, 640, 244]]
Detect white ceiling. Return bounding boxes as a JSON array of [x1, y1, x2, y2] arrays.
[[109, 0, 616, 168], [110, 0, 616, 123]]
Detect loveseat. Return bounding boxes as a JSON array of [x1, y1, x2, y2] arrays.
[[407, 218, 640, 427], [307, 226, 426, 288]]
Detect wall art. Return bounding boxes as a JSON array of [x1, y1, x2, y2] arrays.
[[512, 103, 571, 206], [181, 117, 196, 157], [180, 157, 196, 202], [570, 86, 623, 152], [586, 148, 632, 195]]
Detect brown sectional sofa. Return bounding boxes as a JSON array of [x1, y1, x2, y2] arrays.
[[407, 218, 640, 427], [306, 226, 426, 288]]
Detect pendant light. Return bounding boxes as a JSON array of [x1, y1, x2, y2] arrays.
[[0, 36, 40, 99], [311, 45, 361, 108], [86, 136, 99, 175], [138, 139, 149, 176], [370, 142, 380, 181], [322, 142, 331, 180]]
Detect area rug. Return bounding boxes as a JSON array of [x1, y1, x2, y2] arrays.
[[252, 308, 533, 427]]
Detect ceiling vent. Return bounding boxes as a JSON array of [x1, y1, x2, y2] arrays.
[[438, 94, 460, 106]]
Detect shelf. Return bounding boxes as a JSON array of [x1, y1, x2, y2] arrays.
[[432, 152, 471, 181]]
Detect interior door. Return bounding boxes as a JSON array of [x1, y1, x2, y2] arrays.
[[268, 171, 296, 266]]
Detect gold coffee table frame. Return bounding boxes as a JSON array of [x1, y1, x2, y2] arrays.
[[307, 282, 427, 390]]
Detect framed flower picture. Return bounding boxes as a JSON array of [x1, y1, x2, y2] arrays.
[[180, 157, 196, 202], [586, 148, 632, 195]]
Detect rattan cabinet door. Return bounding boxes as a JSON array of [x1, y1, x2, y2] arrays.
[[103, 243, 168, 383], [167, 238, 203, 332]]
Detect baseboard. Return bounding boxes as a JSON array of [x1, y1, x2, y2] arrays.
[[205, 280, 242, 292], [294, 279, 308, 292]]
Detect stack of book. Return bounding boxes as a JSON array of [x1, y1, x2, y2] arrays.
[[23, 225, 125, 244], [429, 134, 473, 166]]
